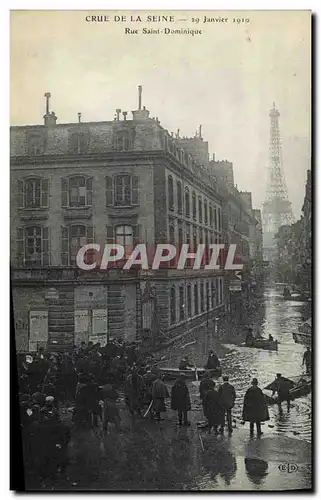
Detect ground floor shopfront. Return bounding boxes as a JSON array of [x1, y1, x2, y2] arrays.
[[12, 267, 227, 353]]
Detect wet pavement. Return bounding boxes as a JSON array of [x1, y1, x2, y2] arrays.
[[44, 287, 312, 491]]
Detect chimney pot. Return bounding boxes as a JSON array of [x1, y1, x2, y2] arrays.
[[78, 112, 82, 123], [138, 85, 142, 110]]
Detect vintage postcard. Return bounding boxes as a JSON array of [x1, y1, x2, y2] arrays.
[[10, 10, 312, 491]]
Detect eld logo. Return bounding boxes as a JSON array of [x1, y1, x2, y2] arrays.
[[278, 463, 298, 473]]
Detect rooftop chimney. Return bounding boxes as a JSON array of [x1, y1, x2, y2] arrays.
[[199, 125, 202, 139], [116, 109, 121, 121], [122, 111, 128, 121], [43, 92, 57, 127], [132, 85, 150, 120], [78, 112, 82, 123]]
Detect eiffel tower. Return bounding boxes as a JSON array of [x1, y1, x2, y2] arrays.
[[262, 103, 294, 261]]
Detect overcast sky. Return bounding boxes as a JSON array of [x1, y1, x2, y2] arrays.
[[10, 10, 311, 219]]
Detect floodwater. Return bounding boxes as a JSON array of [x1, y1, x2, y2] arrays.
[[44, 287, 313, 491], [162, 287, 312, 444]]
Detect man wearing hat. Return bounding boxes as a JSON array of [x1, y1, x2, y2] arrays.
[[218, 375, 236, 434], [271, 373, 293, 413], [242, 378, 269, 436]]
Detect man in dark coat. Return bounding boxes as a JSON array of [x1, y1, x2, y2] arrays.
[[171, 376, 191, 426], [199, 373, 215, 414], [218, 375, 236, 434], [242, 378, 269, 436], [205, 351, 220, 370], [271, 373, 293, 412], [178, 356, 194, 371], [151, 374, 170, 421], [124, 366, 146, 417], [203, 382, 225, 434]]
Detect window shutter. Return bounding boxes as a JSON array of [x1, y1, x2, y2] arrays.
[[86, 178, 93, 206], [42, 227, 50, 265], [105, 176, 113, 206], [17, 228, 25, 266], [41, 179, 49, 208], [61, 178, 68, 207], [133, 224, 141, 245], [61, 226, 69, 265], [86, 226, 94, 244], [106, 225, 114, 244], [17, 180, 24, 208], [131, 176, 139, 205]]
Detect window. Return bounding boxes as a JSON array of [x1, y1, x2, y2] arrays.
[[18, 178, 49, 209], [69, 132, 89, 154], [177, 181, 182, 214], [168, 176, 174, 210], [185, 187, 190, 218], [193, 226, 197, 251], [170, 287, 176, 324], [113, 131, 131, 151], [106, 225, 140, 246], [17, 226, 49, 266], [61, 176, 92, 208], [115, 225, 133, 247], [205, 230, 209, 264], [185, 224, 191, 248], [61, 225, 94, 266], [199, 227, 203, 245], [218, 207, 222, 231], [200, 281, 205, 312], [198, 196, 203, 223], [28, 135, 45, 156], [194, 283, 199, 315], [179, 285, 185, 321], [204, 200, 208, 225], [212, 279, 217, 307], [206, 282, 210, 310], [209, 205, 213, 227], [187, 284, 192, 317], [192, 191, 197, 220], [169, 222, 176, 246], [214, 206, 217, 231], [178, 223, 183, 249], [105, 175, 139, 207]]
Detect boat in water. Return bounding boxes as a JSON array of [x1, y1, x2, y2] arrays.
[[263, 374, 311, 404], [158, 366, 222, 380], [240, 339, 278, 351]]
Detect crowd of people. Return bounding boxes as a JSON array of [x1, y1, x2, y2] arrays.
[[17, 337, 308, 487]]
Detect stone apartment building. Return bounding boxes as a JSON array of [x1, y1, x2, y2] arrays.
[[11, 88, 228, 353]]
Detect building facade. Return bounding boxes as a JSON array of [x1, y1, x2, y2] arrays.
[[11, 89, 228, 352]]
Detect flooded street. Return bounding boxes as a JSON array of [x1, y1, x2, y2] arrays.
[[163, 287, 312, 444], [48, 287, 312, 492]]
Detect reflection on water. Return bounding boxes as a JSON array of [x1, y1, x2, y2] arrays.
[[244, 457, 268, 486]]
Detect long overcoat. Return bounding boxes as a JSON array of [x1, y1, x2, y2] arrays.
[[171, 380, 191, 412], [242, 386, 270, 422], [203, 388, 225, 426], [152, 378, 169, 413]]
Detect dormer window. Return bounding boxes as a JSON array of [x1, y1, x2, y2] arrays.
[[113, 131, 131, 151], [69, 132, 90, 154], [28, 135, 45, 156]]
